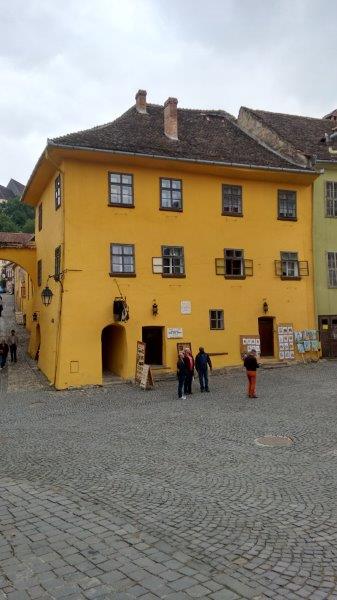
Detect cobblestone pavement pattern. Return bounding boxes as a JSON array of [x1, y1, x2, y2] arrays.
[[1, 299, 337, 598]]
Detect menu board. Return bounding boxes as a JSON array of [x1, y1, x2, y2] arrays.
[[240, 335, 260, 357], [140, 364, 154, 390], [135, 341, 146, 383], [277, 323, 295, 360]]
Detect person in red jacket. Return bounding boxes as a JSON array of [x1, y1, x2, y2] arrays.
[[183, 348, 195, 395], [243, 349, 260, 398]]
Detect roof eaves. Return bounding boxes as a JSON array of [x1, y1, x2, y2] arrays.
[[48, 140, 317, 175]]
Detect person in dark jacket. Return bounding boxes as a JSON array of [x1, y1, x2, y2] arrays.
[[243, 349, 260, 398], [183, 348, 195, 395], [195, 347, 212, 392], [177, 351, 187, 399], [0, 339, 9, 369]]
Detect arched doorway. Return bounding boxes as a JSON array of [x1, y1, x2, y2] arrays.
[[101, 324, 127, 377]]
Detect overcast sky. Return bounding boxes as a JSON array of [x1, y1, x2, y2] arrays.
[[1, 0, 337, 185]]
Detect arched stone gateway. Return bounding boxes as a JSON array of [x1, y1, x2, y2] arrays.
[[0, 233, 36, 286]]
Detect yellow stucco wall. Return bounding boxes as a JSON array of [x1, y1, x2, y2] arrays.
[[33, 169, 64, 385], [37, 156, 315, 389]]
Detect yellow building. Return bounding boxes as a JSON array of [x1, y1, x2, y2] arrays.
[[22, 91, 318, 389]]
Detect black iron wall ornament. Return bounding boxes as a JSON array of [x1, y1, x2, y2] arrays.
[[263, 300, 269, 314]]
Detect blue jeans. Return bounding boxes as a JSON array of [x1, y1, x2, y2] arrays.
[[178, 374, 186, 398], [1, 355, 6, 368], [198, 368, 209, 391]]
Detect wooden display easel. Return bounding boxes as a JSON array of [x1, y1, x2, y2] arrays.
[[140, 364, 154, 390]]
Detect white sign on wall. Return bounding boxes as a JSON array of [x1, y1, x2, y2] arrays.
[[180, 300, 192, 314], [167, 327, 183, 339]]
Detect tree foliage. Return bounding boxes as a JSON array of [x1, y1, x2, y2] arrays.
[[0, 197, 34, 233]]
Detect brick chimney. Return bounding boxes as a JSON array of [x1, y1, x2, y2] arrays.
[[135, 89, 147, 114], [164, 97, 178, 140]]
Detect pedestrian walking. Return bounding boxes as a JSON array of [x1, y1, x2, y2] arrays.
[[0, 301, 3, 317], [8, 330, 18, 362], [177, 351, 187, 399], [183, 348, 195, 395], [0, 339, 9, 369], [195, 346, 212, 392], [243, 349, 260, 398]]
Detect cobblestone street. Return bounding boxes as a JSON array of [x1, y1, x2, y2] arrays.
[[1, 305, 337, 599]]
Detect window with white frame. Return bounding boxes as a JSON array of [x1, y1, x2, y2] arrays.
[[162, 246, 185, 276], [327, 252, 337, 287], [281, 251, 299, 278], [110, 244, 135, 275], [209, 309, 224, 330], [325, 181, 337, 217]]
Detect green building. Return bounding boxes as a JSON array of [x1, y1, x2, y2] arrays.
[[238, 107, 337, 357]]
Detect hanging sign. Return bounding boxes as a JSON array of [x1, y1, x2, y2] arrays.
[[135, 341, 146, 383], [277, 323, 295, 360], [140, 364, 154, 390], [167, 327, 183, 339]]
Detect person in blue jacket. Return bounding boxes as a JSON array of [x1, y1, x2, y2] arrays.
[[177, 351, 187, 399], [195, 347, 212, 392]]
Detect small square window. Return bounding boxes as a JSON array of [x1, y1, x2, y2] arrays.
[[278, 190, 297, 220], [222, 185, 242, 215], [280, 251, 299, 278], [160, 178, 183, 211], [209, 309, 224, 330]]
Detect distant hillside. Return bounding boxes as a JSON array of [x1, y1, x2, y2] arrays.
[[0, 197, 34, 233]]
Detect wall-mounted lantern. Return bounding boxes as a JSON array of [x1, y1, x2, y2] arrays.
[[152, 300, 158, 316], [263, 300, 269, 314], [41, 285, 53, 307]]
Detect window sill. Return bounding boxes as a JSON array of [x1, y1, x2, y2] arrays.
[[224, 275, 246, 280], [108, 203, 135, 208], [280, 276, 301, 280], [162, 274, 186, 278], [277, 217, 297, 221], [159, 207, 183, 213], [109, 273, 136, 277], [222, 212, 243, 217]]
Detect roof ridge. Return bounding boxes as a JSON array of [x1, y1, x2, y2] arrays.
[[243, 106, 330, 123]]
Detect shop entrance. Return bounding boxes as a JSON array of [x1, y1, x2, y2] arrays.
[[258, 317, 274, 357], [318, 315, 337, 358], [142, 326, 163, 365]]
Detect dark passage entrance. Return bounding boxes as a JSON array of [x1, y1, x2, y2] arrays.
[[258, 317, 274, 357], [318, 315, 337, 358], [142, 326, 163, 365]]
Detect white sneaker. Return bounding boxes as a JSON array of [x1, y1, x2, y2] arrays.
[[182, 395, 186, 400]]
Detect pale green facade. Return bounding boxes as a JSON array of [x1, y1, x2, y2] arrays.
[[313, 163, 337, 318]]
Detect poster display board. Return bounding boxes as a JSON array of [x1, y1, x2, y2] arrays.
[[277, 323, 295, 360], [140, 364, 154, 390], [240, 335, 260, 358], [135, 341, 146, 383], [294, 330, 320, 354], [176, 342, 192, 356]]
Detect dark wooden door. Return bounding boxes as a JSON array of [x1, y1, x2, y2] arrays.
[[318, 316, 337, 358], [142, 327, 163, 365], [258, 317, 274, 357]]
